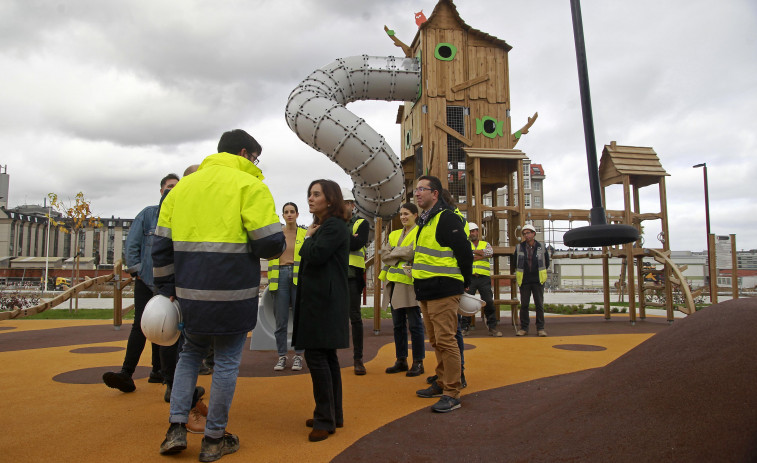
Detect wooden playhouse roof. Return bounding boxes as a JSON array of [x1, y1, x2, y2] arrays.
[[412, 0, 512, 51], [599, 141, 669, 188]]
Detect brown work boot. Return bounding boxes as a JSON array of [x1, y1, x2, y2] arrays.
[[406, 361, 424, 377], [354, 359, 366, 376], [187, 402, 207, 434]]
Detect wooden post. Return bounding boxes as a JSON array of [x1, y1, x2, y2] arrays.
[[730, 234, 738, 299], [623, 177, 636, 323], [113, 260, 122, 330], [633, 185, 645, 320], [602, 254, 610, 319], [659, 177, 674, 322], [373, 218, 383, 334], [708, 233, 718, 304]]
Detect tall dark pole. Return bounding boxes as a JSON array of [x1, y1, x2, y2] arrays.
[[693, 163, 714, 300], [562, 0, 638, 247]]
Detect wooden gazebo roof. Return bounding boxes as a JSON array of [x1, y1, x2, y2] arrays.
[[599, 141, 669, 188]]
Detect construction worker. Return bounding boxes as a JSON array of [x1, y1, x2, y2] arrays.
[[461, 223, 501, 337], [343, 188, 369, 375]]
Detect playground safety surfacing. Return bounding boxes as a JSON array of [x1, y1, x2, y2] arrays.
[[2, 300, 756, 462]]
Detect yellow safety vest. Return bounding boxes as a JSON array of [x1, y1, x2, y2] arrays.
[[379, 226, 418, 285], [268, 226, 307, 290], [453, 208, 470, 239], [349, 218, 366, 269], [515, 242, 548, 286], [412, 210, 463, 282], [471, 240, 491, 277]]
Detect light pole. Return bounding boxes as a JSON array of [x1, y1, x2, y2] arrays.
[[693, 163, 714, 301], [44, 201, 51, 294]]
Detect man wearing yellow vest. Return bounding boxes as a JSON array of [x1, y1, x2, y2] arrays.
[[412, 175, 473, 413], [514, 223, 550, 337], [153, 129, 285, 460], [343, 188, 370, 375], [461, 222, 502, 337]]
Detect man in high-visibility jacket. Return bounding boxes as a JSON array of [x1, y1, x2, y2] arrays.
[[514, 223, 550, 337], [461, 222, 502, 337], [412, 175, 472, 414], [343, 188, 369, 375], [153, 129, 285, 460]]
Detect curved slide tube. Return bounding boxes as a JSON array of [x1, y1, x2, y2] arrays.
[[285, 55, 421, 220]]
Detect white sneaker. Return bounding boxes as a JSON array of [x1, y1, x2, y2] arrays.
[[274, 356, 287, 371], [291, 355, 303, 371]]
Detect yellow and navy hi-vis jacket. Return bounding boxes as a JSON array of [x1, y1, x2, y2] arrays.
[[471, 240, 491, 276], [348, 217, 367, 269], [268, 226, 307, 291], [378, 226, 418, 285], [152, 152, 285, 335]]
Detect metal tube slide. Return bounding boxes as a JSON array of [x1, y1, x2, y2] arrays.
[[285, 55, 421, 220]]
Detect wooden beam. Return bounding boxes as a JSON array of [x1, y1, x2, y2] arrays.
[[450, 74, 490, 93], [434, 121, 473, 146]]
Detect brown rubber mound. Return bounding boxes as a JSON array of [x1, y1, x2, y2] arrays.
[[336, 298, 757, 462]]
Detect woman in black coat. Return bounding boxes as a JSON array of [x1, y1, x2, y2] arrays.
[[292, 179, 350, 442]]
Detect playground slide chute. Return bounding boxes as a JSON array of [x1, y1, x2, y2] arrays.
[[285, 55, 421, 219]]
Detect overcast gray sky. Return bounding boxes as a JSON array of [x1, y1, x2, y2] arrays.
[[1, 0, 755, 252]]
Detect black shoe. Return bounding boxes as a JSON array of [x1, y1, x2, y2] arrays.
[[192, 386, 206, 408], [164, 384, 172, 403], [426, 374, 438, 385], [416, 382, 443, 398], [159, 423, 187, 455], [406, 361, 424, 377], [354, 359, 366, 376], [199, 433, 239, 462], [385, 359, 408, 374], [103, 371, 136, 393], [148, 370, 164, 383], [431, 395, 461, 413]]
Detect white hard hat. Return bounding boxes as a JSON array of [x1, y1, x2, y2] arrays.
[[522, 224, 536, 233], [141, 295, 182, 346], [469, 222, 479, 231], [459, 293, 485, 315], [341, 188, 355, 202]]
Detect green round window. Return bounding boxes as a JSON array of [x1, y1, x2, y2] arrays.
[[434, 43, 457, 61]]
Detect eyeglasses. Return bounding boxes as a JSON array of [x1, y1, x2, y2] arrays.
[[414, 186, 432, 193], [244, 149, 260, 165]]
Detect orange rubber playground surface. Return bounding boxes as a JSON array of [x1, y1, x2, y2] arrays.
[[2, 299, 756, 462]]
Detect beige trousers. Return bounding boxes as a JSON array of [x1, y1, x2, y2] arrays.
[[419, 295, 461, 398]]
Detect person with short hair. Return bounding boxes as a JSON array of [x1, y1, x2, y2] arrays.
[[154, 129, 285, 461], [102, 173, 179, 394], [412, 175, 472, 413], [292, 179, 351, 442], [514, 224, 550, 337]]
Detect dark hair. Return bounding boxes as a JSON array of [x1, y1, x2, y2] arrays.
[[308, 179, 349, 224], [400, 202, 418, 215], [282, 202, 298, 213], [217, 129, 262, 157], [160, 173, 180, 189], [440, 189, 456, 208], [417, 175, 443, 194]]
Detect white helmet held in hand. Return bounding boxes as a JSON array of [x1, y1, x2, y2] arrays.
[[141, 295, 182, 346], [459, 293, 485, 315]]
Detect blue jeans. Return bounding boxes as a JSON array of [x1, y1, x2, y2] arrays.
[[273, 265, 303, 357], [391, 305, 425, 362], [169, 331, 247, 439]]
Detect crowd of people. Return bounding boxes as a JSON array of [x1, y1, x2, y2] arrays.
[[102, 128, 550, 461]]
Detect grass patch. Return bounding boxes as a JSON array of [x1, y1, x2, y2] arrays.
[[360, 307, 393, 319]]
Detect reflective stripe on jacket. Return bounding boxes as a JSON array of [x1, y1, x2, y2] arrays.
[[412, 211, 464, 282], [268, 226, 307, 290], [471, 240, 491, 277], [378, 226, 418, 285], [515, 241, 547, 286], [152, 152, 285, 335], [349, 217, 366, 269]]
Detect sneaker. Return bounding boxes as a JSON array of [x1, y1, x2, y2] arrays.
[[199, 432, 239, 462], [406, 361, 424, 377], [354, 359, 366, 376], [274, 356, 287, 371], [461, 328, 471, 337], [385, 359, 409, 374], [148, 370, 164, 383], [488, 328, 503, 337], [187, 403, 207, 434], [538, 329, 548, 337], [103, 371, 136, 393], [159, 423, 187, 455], [292, 355, 303, 371], [426, 374, 438, 385], [516, 329, 527, 336], [416, 382, 443, 398], [431, 395, 461, 413]]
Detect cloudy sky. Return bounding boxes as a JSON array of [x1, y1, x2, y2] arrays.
[[1, 0, 755, 252]]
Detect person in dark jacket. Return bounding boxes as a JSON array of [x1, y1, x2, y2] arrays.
[[514, 223, 551, 337], [342, 188, 370, 375], [292, 179, 350, 442], [412, 175, 473, 414]]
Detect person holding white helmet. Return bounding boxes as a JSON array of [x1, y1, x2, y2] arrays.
[[342, 187, 370, 375], [462, 222, 501, 337], [514, 223, 550, 337]]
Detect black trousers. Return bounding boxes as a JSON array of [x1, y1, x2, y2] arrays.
[[519, 282, 545, 331], [461, 274, 497, 330], [122, 278, 161, 376], [348, 278, 363, 360], [304, 348, 343, 431]]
